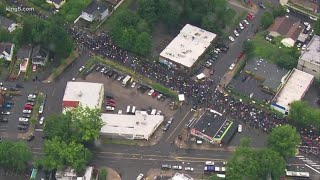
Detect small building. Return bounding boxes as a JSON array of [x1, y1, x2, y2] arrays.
[[268, 16, 304, 47], [78, 1, 109, 22], [46, 0, 66, 9], [0, 16, 18, 33], [100, 111, 164, 140], [170, 173, 194, 180], [56, 166, 94, 180], [62, 82, 104, 112], [271, 69, 314, 114], [0, 42, 14, 61], [31, 45, 49, 66], [17, 45, 32, 73], [159, 24, 217, 71], [297, 35, 320, 77], [243, 58, 290, 94]]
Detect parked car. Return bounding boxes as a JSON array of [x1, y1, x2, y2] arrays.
[[161, 164, 172, 169], [244, 19, 249, 25], [78, 66, 85, 72], [16, 83, 24, 88], [18, 125, 27, 130], [163, 123, 170, 131], [205, 161, 215, 166], [10, 87, 19, 91], [246, 13, 254, 20], [106, 106, 115, 111], [148, 89, 155, 96], [23, 110, 32, 114], [136, 173, 144, 180], [100, 67, 106, 73], [117, 76, 124, 81], [131, 82, 136, 88], [28, 94, 36, 99], [239, 22, 244, 29], [238, 124, 242, 132], [39, 117, 44, 125], [258, 2, 266, 9], [172, 165, 182, 170], [157, 94, 163, 100], [151, 91, 158, 98], [0, 118, 8, 123], [229, 36, 235, 42], [22, 114, 31, 118], [39, 106, 44, 114], [229, 63, 236, 70], [156, 110, 161, 115], [1, 111, 10, 115], [19, 117, 29, 122], [95, 66, 101, 71], [185, 167, 194, 171], [233, 30, 239, 37]]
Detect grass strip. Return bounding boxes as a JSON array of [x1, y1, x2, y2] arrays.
[[27, 93, 43, 135]]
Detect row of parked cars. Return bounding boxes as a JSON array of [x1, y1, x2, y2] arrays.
[[161, 164, 194, 171], [204, 44, 230, 69], [229, 12, 254, 42]]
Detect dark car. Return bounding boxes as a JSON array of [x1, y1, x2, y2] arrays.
[[107, 71, 114, 78], [10, 87, 19, 91], [0, 118, 8, 123], [106, 95, 114, 99], [95, 66, 101, 71], [258, 2, 266, 9], [19, 121, 28, 126], [16, 83, 24, 88], [22, 114, 31, 118], [18, 125, 27, 130], [27, 134, 35, 141]]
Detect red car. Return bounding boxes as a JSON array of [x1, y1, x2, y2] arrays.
[[106, 99, 115, 103], [24, 104, 33, 110], [247, 13, 254, 20], [106, 102, 116, 107], [237, 52, 245, 60], [151, 91, 158, 98]]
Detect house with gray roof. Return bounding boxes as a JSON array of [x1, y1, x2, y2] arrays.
[[31, 45, 49, 66], [17, 45, 32, 72], [243, 58, 290, 94], [77, 1, 110, 22], [0, 42, 14, 61], [0, 16, 18, 33]]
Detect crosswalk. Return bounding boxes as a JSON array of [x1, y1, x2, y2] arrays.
[[296, 155, 320, 173]]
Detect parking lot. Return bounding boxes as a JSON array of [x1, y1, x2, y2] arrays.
[[79, 65, 176, 121]]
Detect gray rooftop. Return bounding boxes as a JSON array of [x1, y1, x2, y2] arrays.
[[17, 45, 32, 60], [0, 16, 15, 29], [84, 1, 108, 14], [244, 58, 289, 91], [300, 35, 320, 66]]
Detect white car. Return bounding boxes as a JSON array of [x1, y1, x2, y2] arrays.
[[309, 16, 318, 21], [39, 106, 44, 114], [100, 67, 106, 73], [39, 117, 44, 125], [136, 173, 144, 180], [205, 161, 215, 166], [1, 87, 7, 91], [185, 167, 194, 171], [157, 94, 163, 100], [131, 82, 136, 88], [148, 89, 154, 96], [156, 110, 161, 115], [19, 117, 29, 122], [1, 111, 10, 115], [23, 109, 32, 114], [233, 30, 239, 37], [286, 8, 290, 13], [296, 43, 302, 48], [238, 124, 242, 132], [302, 44, 307, 50], [79, 66, 85, 72], [303, 22, 310, 26], [28, 94, 36, 99], [229, 63, 236, 70], [239, 23, 244, 29], [243, 19, 249, 25], [229, 36, 235, 42], [118, 110, 122, 114], [106, 106, 115, 111], [172, 165, 182, 170]]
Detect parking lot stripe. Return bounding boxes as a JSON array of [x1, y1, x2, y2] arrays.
[[305, 164, 320, 174]]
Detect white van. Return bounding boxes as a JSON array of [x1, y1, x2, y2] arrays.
[[126, 106, 131, 114], [150, 109, 157, 115], [131, 106, 136, 114]]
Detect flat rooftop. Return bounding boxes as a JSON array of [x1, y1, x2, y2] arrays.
[[63, 82, 104, 109], [300, 35, 320, 65], [274, 69, 314, 110], [100, 111, 164, 139], [192, 110, 227, 139], [160, 24, 216, 68]]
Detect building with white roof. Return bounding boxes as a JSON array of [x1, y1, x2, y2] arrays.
[[170, 173, 193, 180], [297, 35, 320, 77], [159, 24, 216, 71], [100, 111, 164, 140], [271, 69, 314, 114], [62, 82, 104, 111]]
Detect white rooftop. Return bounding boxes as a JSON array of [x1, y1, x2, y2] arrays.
[[274, 69, 314, 110], [160, 24, 216, 68], [170, 173, 193, 180], [100, 111, 164, 140], [63, 82, 104, 109], [300, 35, 320, 65]]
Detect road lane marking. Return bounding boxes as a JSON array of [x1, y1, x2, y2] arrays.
[[166, 111, 191, 142], [97, 155, 224, 162], [305, 164, 320, 174], [296, 155, 304, 158]]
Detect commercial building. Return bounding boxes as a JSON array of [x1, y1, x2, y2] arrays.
[[243, 58, 290, 94], [297, 35, 320, 77], [271, 69, 314, 114], [100, 111, 164, 140], [170, 173, 193, 180], [268, 16, 304, 47], [159, 24, 216, 71], [62, 82, 104, 111], [190, 110, 236, 144]]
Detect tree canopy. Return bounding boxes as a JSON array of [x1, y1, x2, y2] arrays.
[[288, 101, 320, 129], [260, 12, 274, 29], [267, 125, 300, 159], [44, 106, 104, 144], [226, 138, 285, 180], [39, 137, 92, 172], [315, 18, 320, 36], [0, 141, 32, 172]]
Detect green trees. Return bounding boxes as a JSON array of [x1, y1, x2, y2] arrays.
[[226, 138, 285, 180], [40, 107, 103, 172], [288, 101, 320, 129], [315, 18, 320, 35], [98, 168, 108, 180], [267, 125, 300, 159], [0, 141, 32, 172], [260, 12, 274, 29], [40, 137, 92, 172]]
